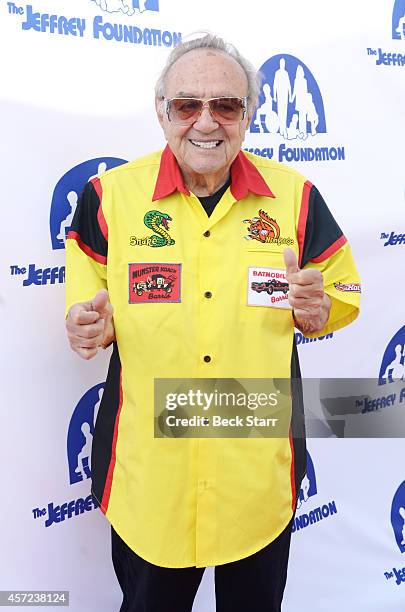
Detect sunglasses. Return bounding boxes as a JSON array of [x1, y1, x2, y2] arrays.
[[163, 96, 248, 125]]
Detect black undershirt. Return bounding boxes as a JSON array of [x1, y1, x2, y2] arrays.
[[196, 177, 231, 217]]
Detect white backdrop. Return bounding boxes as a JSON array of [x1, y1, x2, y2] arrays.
[[1, 0, 405, 610]]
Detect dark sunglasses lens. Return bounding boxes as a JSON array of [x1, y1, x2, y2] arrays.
[[210, 98, 244, 123], [169, 98, 245, 124], [170, 99, 203, 122]]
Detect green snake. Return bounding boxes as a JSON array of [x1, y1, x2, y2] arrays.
[[143, 210, 175, 247]]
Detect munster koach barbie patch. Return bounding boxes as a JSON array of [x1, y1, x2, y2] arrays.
[[129, 263, 181, 303]]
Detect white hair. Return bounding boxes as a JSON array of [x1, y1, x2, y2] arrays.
[[155, 32, 262, 114]]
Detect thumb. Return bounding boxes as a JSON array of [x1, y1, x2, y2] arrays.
[[283, 248, 300, 277], [91, 289, 110, 317]]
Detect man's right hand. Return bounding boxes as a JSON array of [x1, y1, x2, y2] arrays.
[[66, 289, 115, 360]]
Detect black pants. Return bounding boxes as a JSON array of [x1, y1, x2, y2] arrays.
[[111, 520, 293, 612]]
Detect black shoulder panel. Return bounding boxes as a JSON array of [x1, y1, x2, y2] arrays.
[[69, 181, 108, 258], [301, 186, 343, 267]]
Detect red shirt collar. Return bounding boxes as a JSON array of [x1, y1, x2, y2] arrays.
[[152, 145, 275, 202]]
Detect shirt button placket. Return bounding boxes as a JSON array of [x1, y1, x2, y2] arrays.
[[196, 227, 218, 566], [201, 229, 214, 367]]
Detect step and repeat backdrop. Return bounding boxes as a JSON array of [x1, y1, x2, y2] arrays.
[[1, 0, 404, 610]]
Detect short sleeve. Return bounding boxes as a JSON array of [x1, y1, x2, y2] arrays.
[[65, 178, 108, 316], [298, 184, 361, 336]]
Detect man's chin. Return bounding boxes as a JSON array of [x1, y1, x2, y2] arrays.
[[184, 156, 229, 177]]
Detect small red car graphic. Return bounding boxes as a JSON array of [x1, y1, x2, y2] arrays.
[[251, 279, 289, 295]]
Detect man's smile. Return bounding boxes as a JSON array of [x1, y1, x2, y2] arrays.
[[189, 139, 223, 149]]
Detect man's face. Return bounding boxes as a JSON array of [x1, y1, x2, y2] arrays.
[[157, 49, 250, 181]]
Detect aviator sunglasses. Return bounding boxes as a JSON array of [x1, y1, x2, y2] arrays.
[[163, 96, 248, 125]]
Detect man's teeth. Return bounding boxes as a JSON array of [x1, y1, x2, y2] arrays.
[[190, 140, 221, 149]]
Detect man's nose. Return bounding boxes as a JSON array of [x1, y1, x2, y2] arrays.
[[193, 105, 219, 131]]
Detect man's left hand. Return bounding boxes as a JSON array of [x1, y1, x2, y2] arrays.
[[284, 248, 331, 334]]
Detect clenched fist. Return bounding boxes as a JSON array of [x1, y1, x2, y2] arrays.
[[66, 289, 115, 360], [284, 248, 331, 334]]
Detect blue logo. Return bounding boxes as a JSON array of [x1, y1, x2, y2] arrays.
[[296, 451, 317, 509], [9, 4, 180, 48], [250, 54, 326, 141], [295, 331, 333, 345], [379, 326, 405, 383], [91, 0, 159, 15], [365, 4, 405, 68], [10, 264, 65, 286], [380, 231, 405, 246], [50, 157, 127, 250], [67, 383, 104, 485], [393, 0, 405, 40], [382, 481, 405, 586], [31, 383, 104, 528], [292, 449, 338, 533], [392, 481, 405, 553]]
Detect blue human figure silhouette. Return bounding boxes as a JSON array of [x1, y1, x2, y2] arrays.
[[306, 93, 319, 136], [396, 13, 405, 39], [273, 58, 291, 139], [57, 162, 107, 244], [291, 65, 309, 139], [254, 83, 279, 134], [93, 387, 103, 429], [296, 474, 310, 509], [75, 423, 92, 480], [88, 161, 107, 182], [383, 344, 405, 381], [57, 190, 78, 244], [400, 507, 405, 545], [74, 388, 103, 480], [92, 0, 136, 15]]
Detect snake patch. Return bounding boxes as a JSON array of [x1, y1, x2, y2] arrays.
[[129, 210, 175, 248], [129, 263, 181, 303]]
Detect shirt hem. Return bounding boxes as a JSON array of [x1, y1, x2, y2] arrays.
[[103, 510, 294, 569]]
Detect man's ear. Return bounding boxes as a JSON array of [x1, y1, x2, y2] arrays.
[[244, 103, 254, 131], [243, 112, 253, 134], [155, 98, 165, 128]]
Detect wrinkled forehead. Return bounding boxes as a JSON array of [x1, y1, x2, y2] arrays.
[[164, 48, 248, 98]]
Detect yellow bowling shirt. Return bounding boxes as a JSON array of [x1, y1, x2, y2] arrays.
[[66, 146, 360, 568]]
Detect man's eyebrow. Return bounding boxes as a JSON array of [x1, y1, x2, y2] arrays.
[[174, 92, 198, 98], [173, 91, 239, 98]]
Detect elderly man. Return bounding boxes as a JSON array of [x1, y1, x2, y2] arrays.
[[66, 34, 360, 612]]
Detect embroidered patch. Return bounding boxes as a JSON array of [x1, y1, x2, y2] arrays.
[[129, 263, 181, 303], [243, 209, 294, 246], [129, 210, 175, 248], [247, 267, 291, 309], [334, 282, 361, 293]]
